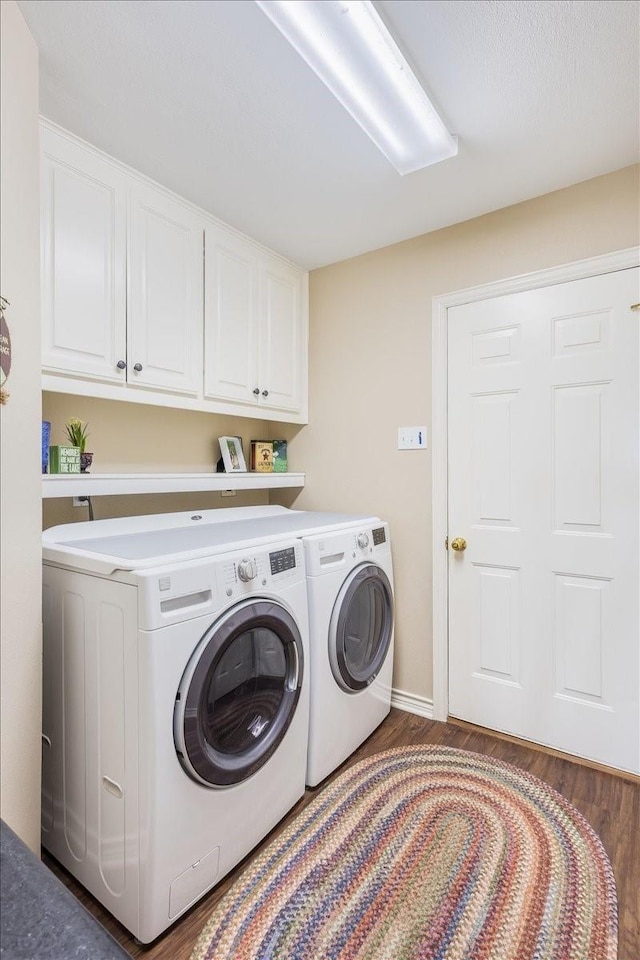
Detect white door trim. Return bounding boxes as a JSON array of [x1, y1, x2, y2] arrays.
[[431, 246, 640, 722]]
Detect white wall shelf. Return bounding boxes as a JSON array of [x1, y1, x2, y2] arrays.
[[42, 472, 305, 499]]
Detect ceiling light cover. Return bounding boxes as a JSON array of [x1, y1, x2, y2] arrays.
[[255, 0, 458, 175]]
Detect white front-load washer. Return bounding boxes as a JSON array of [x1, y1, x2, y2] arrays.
[[41, 524, 309, 943]]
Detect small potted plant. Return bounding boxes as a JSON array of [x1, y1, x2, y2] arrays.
[[65, 418, 93, 472]]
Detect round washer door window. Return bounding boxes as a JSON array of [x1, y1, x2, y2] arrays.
[[328, 564, 394, 692], [174, 599, 303, 787]]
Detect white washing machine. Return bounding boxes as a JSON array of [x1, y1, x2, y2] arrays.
[[41, 522, 309, 943]]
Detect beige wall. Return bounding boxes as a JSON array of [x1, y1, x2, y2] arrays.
[[273, 165, 640, 706], [0, 1, 42, 851], [42, 392, 277, 527]]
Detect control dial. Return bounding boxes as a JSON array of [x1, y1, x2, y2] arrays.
[[237, 559, 258, 582], [357, 532, 370, 549]]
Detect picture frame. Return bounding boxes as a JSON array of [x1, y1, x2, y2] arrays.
[[218, 436, 246, 473]]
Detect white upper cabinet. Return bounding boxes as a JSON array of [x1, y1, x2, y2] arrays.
[[260, 256, 305, 414], [42, 125, 204, 398], [128, 184, 203, 396], [204, 223, 260, 404], [204, 223, 307, 418], [41, 127, 127, 382], [40, 122, 308, 423]]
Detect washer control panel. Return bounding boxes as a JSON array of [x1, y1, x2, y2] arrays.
[[221, 541, 302, 595], [269, 546, 297, 576], [137, 539, 305, 628]]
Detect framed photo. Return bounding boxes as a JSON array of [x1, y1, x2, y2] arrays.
[[218, 436, 246, 473]]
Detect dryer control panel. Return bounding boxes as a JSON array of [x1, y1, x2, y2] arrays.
[[350, 525, 389, 558], [303, 522, 392, 579]]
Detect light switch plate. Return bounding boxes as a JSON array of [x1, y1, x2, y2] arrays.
[[398, 426, 427, 450]]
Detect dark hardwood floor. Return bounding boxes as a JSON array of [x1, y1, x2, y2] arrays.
[[43, 710, 640, 959]]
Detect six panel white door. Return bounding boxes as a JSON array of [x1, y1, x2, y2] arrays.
[[447, 268, 639, 773], [41, 128, 127, 382], [128, 184, 203, 396]]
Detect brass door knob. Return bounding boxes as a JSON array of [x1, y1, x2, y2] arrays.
[[451, 537, 467, 552]]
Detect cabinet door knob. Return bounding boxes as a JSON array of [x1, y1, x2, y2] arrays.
[[253, 387, 260, 395], [133, 362, 143, 373], [116, 360, 126, 370], [262, 389, 269, 397]]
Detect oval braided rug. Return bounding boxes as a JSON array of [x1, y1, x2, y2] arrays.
[[190, 746, 617, 960]]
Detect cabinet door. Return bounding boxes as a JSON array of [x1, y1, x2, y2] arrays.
[[204, 225, 259, 404], [258, 256, 307, 415], [41, 128, 127, 382], [128, 184, 203, 396]]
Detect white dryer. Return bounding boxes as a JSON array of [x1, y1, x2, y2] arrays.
[[302, 521, 394, 786], [42, 523, 309, 943]]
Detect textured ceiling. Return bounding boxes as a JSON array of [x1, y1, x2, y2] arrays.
[[18, 0, 640, 269]]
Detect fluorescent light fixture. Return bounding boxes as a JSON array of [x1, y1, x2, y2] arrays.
[[255, 0, 458, 175]]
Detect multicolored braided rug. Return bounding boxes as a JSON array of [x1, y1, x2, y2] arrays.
[[191, 746, 617, 960]]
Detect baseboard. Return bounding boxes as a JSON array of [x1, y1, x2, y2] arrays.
[[390, 688, 434, 719]]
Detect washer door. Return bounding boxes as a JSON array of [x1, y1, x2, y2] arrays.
[[174, 599, 303, 787], [328, 564, 394, 692]]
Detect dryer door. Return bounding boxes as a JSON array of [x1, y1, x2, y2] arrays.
[[174, 599, 303, 786], [328, 564, 394, 692]]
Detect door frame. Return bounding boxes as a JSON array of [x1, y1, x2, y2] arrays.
[[431, 246, 640, 722]]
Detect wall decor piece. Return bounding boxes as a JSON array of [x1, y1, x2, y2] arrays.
[[272, 439, 288, 473], [250, 440, 273, 472], [49, 446, 81, 474], [218, 436, 246, 473], [0, 295, 11, 404]]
